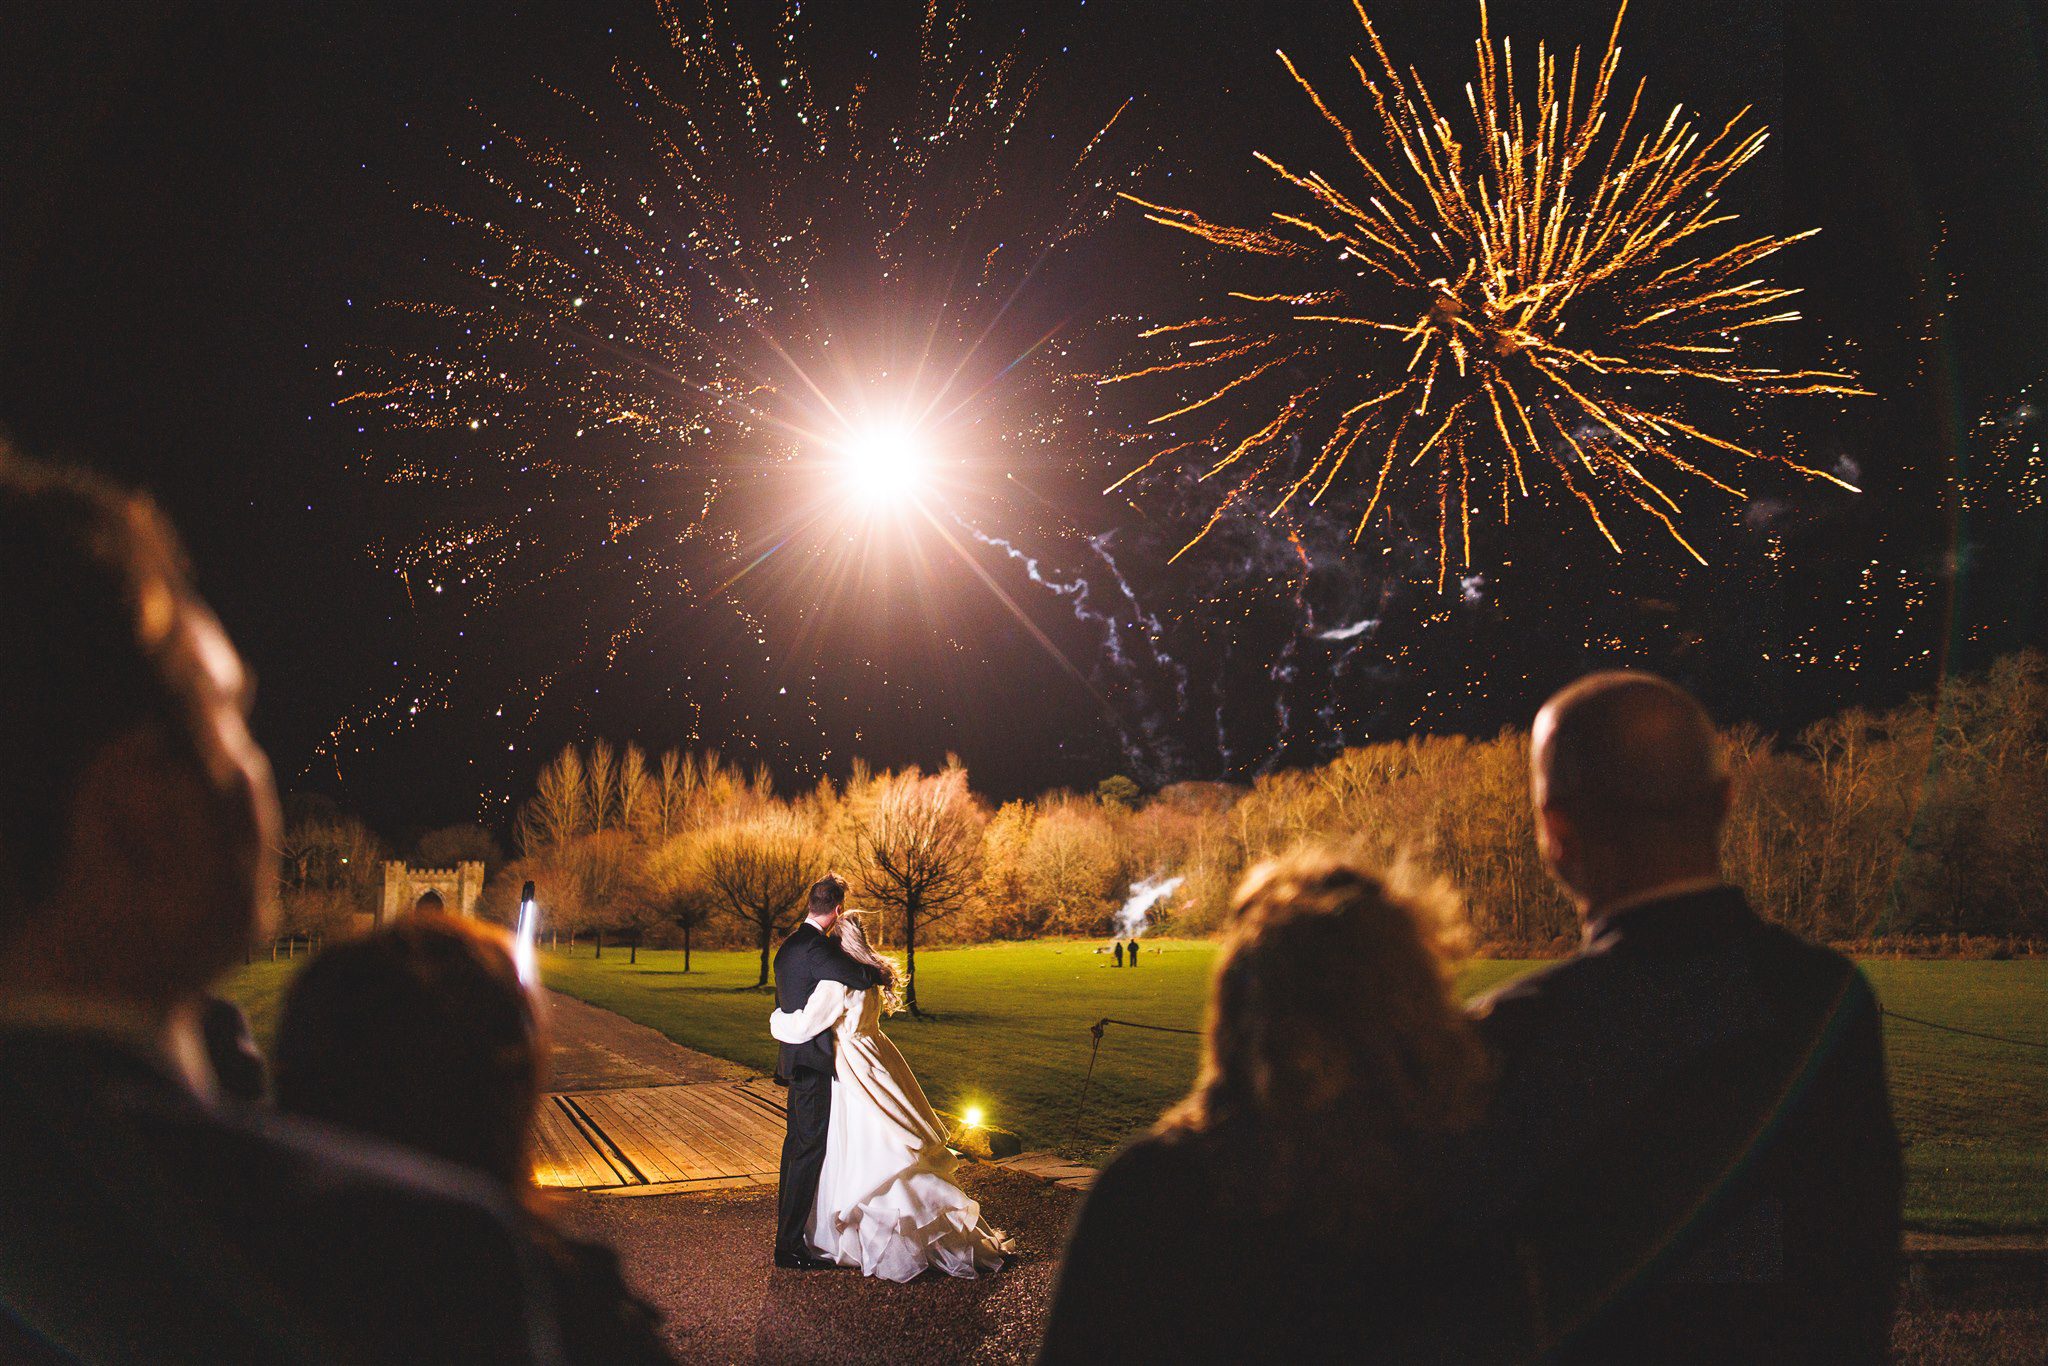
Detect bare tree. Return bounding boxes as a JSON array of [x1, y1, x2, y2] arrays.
[[633, 834, 718, 972], [585, 738, 620, 833], [416, 822, 503, 872], [278, 812, 383, 898], [277, 808, 384, 937], [566, 829, 640, 955], [1023, 799, 1120, 935], [698, 813, 821, 987], [517, 745, 588, 853], [643, 748, 692, 844], [855, 768, 984, 1016], [615, 743, 650, 840]]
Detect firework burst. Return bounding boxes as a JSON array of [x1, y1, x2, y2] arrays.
[[330, 0, 1131, 793], [1106, 0, 1865, 590]]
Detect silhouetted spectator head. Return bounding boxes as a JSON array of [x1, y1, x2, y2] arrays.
[[201, 996, 268, 1103], [1163, 851, 1487, 1221], [805, 872, 848, 927], [1531, 672, 1730, 915], [275, 914, 545, 1189], [0, 450, 279, 1011]]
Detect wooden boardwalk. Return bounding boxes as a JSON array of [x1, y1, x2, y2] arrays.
[[533, 1078, 790, 1195]]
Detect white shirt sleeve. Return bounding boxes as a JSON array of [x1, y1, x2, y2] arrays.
[[769, 980, 851, 1044]]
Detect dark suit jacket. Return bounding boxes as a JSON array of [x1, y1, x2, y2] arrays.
[[773, 923, 880, 1079], [1473, 886, 1902, 1363], [0, 1029, 564, 1364]]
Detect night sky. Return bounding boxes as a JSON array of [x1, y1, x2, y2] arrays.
[[4, 0, 2044, 840]]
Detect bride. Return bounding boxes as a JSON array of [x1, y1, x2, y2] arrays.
[[768, 912, 1014, 1282]]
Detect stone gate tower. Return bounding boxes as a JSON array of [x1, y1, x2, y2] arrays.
[[380, 861, 487, 926]]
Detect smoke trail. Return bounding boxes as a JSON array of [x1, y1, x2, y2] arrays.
[[958, 519, 1186, 780], [1314, 618, 1380, 747], [1265, 637, 1301, 774], [1256, 525, 1317, 774], [1315, 618, 1377, 641], [1210, 652, 1237, 770], [962, 477, 1432, 780], [1087, 530, 1191, 715], [1115, 873, 1185, 939]]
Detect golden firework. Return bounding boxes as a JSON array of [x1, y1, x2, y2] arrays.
[[1107, 0, 1865, 589], [325, 0, 1132, 790]]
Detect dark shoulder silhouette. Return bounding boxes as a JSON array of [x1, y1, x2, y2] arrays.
[[0, 1031, 562, 1363], [1473, 887, 1900, 1362], [1043, 1126, 1519, 1365]]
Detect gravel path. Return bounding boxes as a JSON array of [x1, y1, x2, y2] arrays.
[[561, 1166, 1078, 1365], [544, 989, 753, 1091]]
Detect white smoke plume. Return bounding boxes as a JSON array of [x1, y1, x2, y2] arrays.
[[1115, 873, 1184, 940]]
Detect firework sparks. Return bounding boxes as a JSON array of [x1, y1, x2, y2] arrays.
[[1966, 386, 2048, 516], [1105, 0, 1866, 590], [328, 0, 1131, 795]]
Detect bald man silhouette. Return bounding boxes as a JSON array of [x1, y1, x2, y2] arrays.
[[1472, 673, 1901, 1364]]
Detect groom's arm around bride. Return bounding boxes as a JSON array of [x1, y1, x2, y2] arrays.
[[772, 898, 885, 1082]]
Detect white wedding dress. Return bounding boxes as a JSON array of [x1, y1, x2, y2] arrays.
[[769, 982, 1014, 1282]]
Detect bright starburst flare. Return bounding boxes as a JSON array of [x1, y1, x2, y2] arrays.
[[836, 419, 936, 513], [326, 0, 1133, 789], [1105, 0, 1867, 590]]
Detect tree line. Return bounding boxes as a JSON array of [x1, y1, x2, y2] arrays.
[[279, 652, 2048, 994]]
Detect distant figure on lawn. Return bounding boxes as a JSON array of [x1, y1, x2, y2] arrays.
[[0, 451, 563, 1361], [276, 914, 671, 1364], [1113, 942, 1124, 968], [1125, 939, 1140, 967], [1471, 672, 1902, 1363], [1041, 852, 1523, 1365]]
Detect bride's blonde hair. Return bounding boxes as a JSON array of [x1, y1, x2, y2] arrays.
[[835, 911, 904, 1015]]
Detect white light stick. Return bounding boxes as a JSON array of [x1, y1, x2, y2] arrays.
[[514, 879, 538, 987]]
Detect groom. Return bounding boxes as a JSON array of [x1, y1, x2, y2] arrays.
[[772, 873, 886, 1269]]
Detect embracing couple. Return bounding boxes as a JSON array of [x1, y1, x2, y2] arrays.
[[769, 874, 1014, 1281]]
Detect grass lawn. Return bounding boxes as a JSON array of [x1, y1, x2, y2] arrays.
[[1861, 960, 2048, 1233], [216, 957, 301, 1053], [221, 942, 2046, 1232]]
